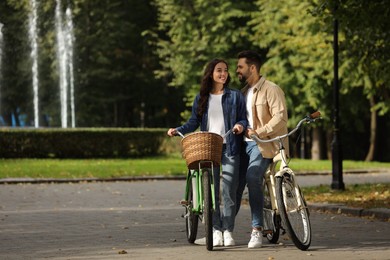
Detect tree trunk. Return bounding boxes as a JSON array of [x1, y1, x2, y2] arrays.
[[364, 96, 377, 161], [311, 127, 321, 160], [326, 129, 333, 160]]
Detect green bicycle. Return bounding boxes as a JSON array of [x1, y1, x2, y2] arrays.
[[177, 131, 223, 251]]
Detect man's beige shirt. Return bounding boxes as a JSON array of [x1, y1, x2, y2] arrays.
[[242, 76, 289, 159]]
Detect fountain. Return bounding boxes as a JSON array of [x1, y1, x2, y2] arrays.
[[55, 0, 75, 128], [55, 0, 68, 128], [28, 0, 39, 128], [0, 2, 75, 128], [65, 7, 75, 128]]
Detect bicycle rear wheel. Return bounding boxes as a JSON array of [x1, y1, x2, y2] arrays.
[[276, 173, 311, 250], [185, 174, 198, 243], [202, 169, 213, 251], [262, 178, 280, 244]]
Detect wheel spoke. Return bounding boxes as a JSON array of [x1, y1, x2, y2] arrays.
[[276, 174, 311, 250]]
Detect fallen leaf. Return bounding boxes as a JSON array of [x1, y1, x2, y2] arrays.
[[118, 250, 127, 254]]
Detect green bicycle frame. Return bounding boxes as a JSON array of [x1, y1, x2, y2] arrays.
[[183, 163, 216, 214]]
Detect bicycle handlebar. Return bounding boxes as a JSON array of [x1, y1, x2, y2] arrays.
[[176, 131, 185, 138], [175, 128, 236, 139], [251, 111, 321, 144]]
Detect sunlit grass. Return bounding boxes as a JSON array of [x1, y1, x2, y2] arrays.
[[303, 183, 390, 209], [289, 159, 390, 172], [0, 156, 389, 179], [0, 156, 187, 179]]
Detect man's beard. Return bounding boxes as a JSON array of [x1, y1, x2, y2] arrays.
[[238, 74, 247, 84]]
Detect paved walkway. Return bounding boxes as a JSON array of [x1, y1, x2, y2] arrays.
[[0, 180, 389, 259]]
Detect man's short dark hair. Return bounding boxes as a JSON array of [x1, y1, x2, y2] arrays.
[[237, 50, 262, 71]]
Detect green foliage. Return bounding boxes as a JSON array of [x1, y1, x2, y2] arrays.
[[250, 0, 335, 127], [311, 0, 390, 116], [1, 0, 389, 161], [0, 0, 182, 127], [148, 0, 257, 120], [0, 0, 32, 125]]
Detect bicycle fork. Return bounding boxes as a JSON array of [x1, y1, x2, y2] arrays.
[[277, 169, 307, 212], [181, 164, 216, 217]]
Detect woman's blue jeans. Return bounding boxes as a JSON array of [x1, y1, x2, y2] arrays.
[[236, 141, 271, 228], [212, 145, 239, 232]]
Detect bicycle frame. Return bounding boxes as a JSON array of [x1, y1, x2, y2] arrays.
[[268, 145, 306, 214], [183, 161, 216, 215], [264, 154, 282, 215]]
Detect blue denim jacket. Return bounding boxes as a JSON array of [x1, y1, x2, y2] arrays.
[[176, 87, 248, 156]]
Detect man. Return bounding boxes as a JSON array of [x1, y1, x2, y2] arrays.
[[235, 50, 289, 248]]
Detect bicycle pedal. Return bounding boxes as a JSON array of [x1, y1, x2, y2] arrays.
[[179, 200, 189, 205], [262, 229, 273, 236]]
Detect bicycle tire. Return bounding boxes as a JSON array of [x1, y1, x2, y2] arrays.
[[262, 178, 280, 244], [276, 173, 311, 250], [202, 169, 213, 251], [185, 175, 198, 243]]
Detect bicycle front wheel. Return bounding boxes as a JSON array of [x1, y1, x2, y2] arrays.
[[185, 175, 198, 243], [202, 169, 213, 251], [276, 173, 311, 250]]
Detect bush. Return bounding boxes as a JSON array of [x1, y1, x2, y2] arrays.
[[0, 128, 182, 158]]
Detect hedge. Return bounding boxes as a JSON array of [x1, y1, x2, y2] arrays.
[[0, 128, 182, 158]]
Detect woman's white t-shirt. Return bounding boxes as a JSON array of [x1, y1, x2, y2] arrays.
[[207, 94, 225, 142]]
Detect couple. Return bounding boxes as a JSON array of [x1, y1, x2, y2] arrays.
[[167, 50, 288, 248]]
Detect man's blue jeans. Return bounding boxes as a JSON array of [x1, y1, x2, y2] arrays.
[[236, 141, 271, 228], [213, 145, 239, 232]]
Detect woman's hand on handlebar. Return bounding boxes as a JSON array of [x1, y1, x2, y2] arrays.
[[167, 128, 177, 137], [232, 124, 244, 135]]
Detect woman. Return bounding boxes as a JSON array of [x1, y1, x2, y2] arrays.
[[167, 58, 247, 247]]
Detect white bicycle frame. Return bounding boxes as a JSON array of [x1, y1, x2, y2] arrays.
[[266, 150, 306, 216]]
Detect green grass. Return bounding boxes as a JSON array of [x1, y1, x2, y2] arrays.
[[303, 183, 390, 209], [1, 157, 389, 210], [0, 155, 389, 179], [0, 156, 186, 179]]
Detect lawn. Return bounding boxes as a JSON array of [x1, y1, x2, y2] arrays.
[[1, 156, 389, 179], [303, 183, 390, 209], [1, 157, 389, 210]]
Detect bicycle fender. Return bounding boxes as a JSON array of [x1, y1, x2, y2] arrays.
[[275, 168, 294, 178]]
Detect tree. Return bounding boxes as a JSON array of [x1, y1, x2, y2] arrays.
[[1, 0, 177, 127], [312, 0, 390, 161], [149, 0, 257, 121], [0, 0, 32, 126], [249, 0, 335, 159]]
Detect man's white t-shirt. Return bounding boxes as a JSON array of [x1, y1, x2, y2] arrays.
[[207, 94, 225, 142], [245, 87, 254, 141]]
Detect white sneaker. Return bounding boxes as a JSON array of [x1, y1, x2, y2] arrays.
[[194, 237, 206, 245], [223, 231, 235, 246], [213, 230, 224, 247], [248, 229, 262, 248]]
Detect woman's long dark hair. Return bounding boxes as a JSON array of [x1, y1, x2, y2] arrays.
[[197, 59, 231, 118]]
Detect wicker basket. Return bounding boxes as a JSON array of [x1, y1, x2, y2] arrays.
[[181, 132, 223, 169]]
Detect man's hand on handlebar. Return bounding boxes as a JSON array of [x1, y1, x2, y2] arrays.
[[245, 128, 258, 139]]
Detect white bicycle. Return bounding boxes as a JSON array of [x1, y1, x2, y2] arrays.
[[251, 111, 321, 250]]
